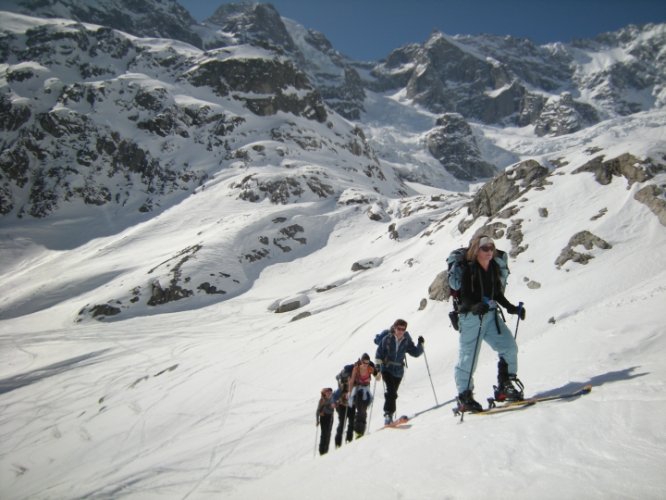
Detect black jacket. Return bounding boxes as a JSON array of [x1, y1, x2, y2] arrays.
[[459, 259, 512, 313]]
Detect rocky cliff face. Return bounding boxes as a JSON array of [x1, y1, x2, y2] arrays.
[[4, 0, 202, 47], [426, 114, 496, 181], [6, 2, 662, 136], [195, 3, 367, 120], [0, 13, 399, 220], [368, 25, 665, 133]]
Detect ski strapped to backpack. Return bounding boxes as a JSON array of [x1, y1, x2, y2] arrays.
[[445, 246, 510, 331]]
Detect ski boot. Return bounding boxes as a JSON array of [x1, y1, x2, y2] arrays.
[[384, 413, 394, 425], [456, 390, 483, 413], [494, 375, 525, 402]]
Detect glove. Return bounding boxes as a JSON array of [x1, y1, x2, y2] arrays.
[[471, 302, 490, 316], [507, 303, 526, 320], [374, 371, 382, 381], [518, 306, 526, 321], [418, 335, 425, 345]]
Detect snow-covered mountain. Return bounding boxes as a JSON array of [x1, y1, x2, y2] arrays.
[[1, 3, 666, 499]]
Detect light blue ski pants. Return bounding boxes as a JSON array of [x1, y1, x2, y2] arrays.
[[455, 310, 518, 394]]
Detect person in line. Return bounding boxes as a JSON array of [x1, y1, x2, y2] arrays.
[[347, 353, 379, 438], [333, 364, 355, 447], [316, 387, 335, 455], [374, 319, 424, 425], [454, 235, 526, 413], [332, 389, 354, 447]]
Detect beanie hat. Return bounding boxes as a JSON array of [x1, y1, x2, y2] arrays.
[[479, 236, 495, 247]]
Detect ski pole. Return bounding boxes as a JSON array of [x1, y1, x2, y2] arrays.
[[314, 423, 319, 458], [367, 377, 377, 434], [460, 313, 484, 423], [422, 346, 439, 406], [514, 301, 524, 340]]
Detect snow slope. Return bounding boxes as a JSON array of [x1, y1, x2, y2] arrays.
[[1, 104, 666, 500]]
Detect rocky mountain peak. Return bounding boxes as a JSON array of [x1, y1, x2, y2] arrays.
[[204, 2, 297, 54], [4, 0, 202, 47]]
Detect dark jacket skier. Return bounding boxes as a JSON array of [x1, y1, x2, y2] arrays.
[[454, 235, 526, 413], [374, 318, 424, 425], [316, 387, 335, 455]]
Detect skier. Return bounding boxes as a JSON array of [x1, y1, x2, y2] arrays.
[[347, 353, 379, 438], [374, 319, 424, 425], [316, 387, 335, 455], [333, 366, 355, 447], [454, 235, 526, 413], [332, 389, 354, 447]]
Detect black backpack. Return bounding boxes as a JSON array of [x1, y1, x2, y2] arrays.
[[336, 364, 354, 392]]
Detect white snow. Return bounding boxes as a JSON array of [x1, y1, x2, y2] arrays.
[[1, 11, 666, 500], [2, 106, 666, 498]]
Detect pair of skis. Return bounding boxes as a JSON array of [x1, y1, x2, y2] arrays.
[[468, 384, 593, 416], [382, 384, 592, 428]]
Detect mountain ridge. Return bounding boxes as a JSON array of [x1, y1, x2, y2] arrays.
[[0, 4, 665, 323]]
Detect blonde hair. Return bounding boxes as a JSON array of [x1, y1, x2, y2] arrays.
[[466, 234, 495, 261]]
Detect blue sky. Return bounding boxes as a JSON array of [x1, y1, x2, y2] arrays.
[[179, 0, 666, 60]]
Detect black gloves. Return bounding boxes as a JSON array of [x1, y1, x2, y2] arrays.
[[507, 303, 526, 320], [418, 336, 425, 345], [470, 302, 490, 316]]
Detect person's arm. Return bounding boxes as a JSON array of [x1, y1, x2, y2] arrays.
[[405, 333, 424, 357], [316, 398, 323, 425], [375, 337, 386, 366]]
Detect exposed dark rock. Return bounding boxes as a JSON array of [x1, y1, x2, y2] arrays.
[[351, 258, 382, 271], [426, 113, 496, 181], [555, 230, 612, 268], [88, 303, 122, 318], [291, 311, 312, 321], [197, 282, 227, 295], [460, 160, 549, 232], [534, 92, 599, 137], [590, 208, 608, 221], [148, 279, 193, 306], [10, 0, 203, 48], [428, 270, 449, 301], [634, 184, 666, 226], [573, 153, 663, 186], [187, 57, 327, 122], [206, 3, 297, 53], [506, 219, 527, 258], [275, 297, 307, 313], [0, 94, 31, 131]]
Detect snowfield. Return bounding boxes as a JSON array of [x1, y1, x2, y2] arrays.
[[1, 9, 666, 498], [2, 107, 666, 498]]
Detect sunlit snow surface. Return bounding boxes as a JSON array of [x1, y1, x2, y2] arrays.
[[1, 11, 666, 500]]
